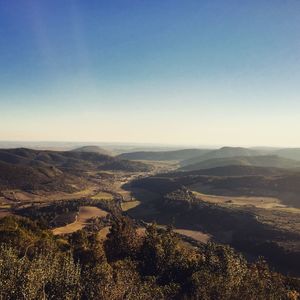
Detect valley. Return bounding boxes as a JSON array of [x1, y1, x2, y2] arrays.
[[1, 145, 300, 283]]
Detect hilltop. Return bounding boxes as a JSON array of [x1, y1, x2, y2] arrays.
[[72, 145, 111, 156]]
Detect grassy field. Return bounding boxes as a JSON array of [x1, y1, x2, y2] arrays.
[[0, 210, 11, 218], [192, 191, 285, 209], [174, 229, 211, 243], [121, 200, 141, 211], [52, 206, 108, 235], [1, 185, 99, 204], [97, 226, 111, 241], [133, 226, 210, 244], [91, 191, 114, 201]]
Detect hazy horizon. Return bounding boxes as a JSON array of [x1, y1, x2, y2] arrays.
[[1, 1, 300, 146], [0, 140, 297, 151]]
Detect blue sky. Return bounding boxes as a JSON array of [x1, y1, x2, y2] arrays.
[[1, 0, 300, 146]]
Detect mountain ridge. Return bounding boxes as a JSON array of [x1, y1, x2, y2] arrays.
[[180, 155, 300, 171], [181, 146, 264, 167], [117, 148, 211, 161]]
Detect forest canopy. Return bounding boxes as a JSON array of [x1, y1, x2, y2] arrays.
[[0, 215, 299, 300]]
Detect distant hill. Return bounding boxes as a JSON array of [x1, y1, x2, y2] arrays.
[[0, 148, 151, 173], [180, 155, 300, 171], [274, 148, 300, 161], [176, 165, 289, 177], [72, 145, 111, 156], [181, 147, 263, 167], [0, 161, 79, 192], [0, 148, 151, 192], [117, 149, 211, 161]]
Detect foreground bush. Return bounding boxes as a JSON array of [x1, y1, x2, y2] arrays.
[[0, 216, 299, 299]]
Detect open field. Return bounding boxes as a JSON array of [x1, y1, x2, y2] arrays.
[[192, 191, 285, 209], [121, 200, 141, 211], [0, 209, 11, 218], [174, 229, 211, 243], [52, 206, 108, 235], [97, 226, 111, 241], [191, 190, 300, 235], [1, 186, 99, 203], [253, 207, 300, 234], [134, 226, 210, 244], [91, 191, 114, 201]]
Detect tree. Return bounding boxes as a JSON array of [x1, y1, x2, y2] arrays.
[[104, 215, 142, 261]]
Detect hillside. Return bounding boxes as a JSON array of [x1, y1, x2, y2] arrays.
[[275, 148, 300, 161], [0, 148, 151, 193], [138, 166, 300, 208], [117, 148, 211, 161], [129, 169, 300, 275], [0, 148, 151, 172], [176, 165, 290, 177], [181, 147, 263, 167], [180, 155, 300, 171], [72, 145, 111, 156], [0, 161, 80, 192]]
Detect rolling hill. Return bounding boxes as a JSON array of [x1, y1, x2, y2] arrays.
[[71, 145, 111, 156], [181, 147, 263, 167], [180, 155, 300, 171], [129, 169, 300, 276], [0, 148, 151, 172], [274, 148, 300, 161], [117, 148, 211, 161], [0, 161, 79, 192], [176, 165, 290, 177], [0, 148, 152, 192]]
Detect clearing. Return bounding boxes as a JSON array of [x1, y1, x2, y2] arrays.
[[192, 191, 285, 209], [52, 206, 108, 235]]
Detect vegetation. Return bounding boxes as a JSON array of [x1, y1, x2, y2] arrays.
[[72, 145, 111, 156], [1, 146, 300, 298], [18, 199, 118, 228], [275, 148, 300, 161], [181, 155, 300, 171], [0, 148, 151, 192], [180, 146, 263, 166], [0, 215, 299, 299], [0, 161, 77, 192], [130, 177, 300, 276]]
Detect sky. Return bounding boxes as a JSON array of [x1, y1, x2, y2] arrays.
[[1, 0, 300, 147]]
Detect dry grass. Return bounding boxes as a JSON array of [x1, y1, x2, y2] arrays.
[[192, 191, 285, 209], [121, 200, 141, 211], [1, 185, 99, 203], [52, 206, 108, 235], [174, 229, 211, 243], [97, 226, 111, 241], [134, 226, 210, 244], [91, 192, 114, 201], [0, 210, 11, 218]]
